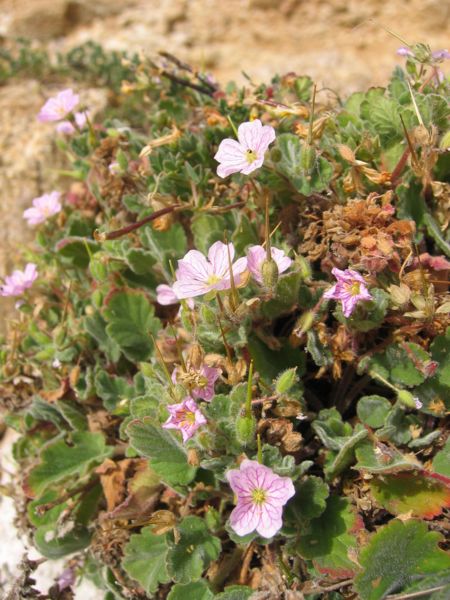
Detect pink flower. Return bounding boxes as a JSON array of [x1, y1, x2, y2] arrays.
[[56, 111, 88, 135], [226, 459, 295, 538], [156, 284, 194, 309], [396, 47, 414, 57], [173, 241, 247, 299], [172, 364, 221, 402], [23, 191, 62, 226], [108, 161, 121, 175], [323, 267, 372, 318], [214, 119, 276, 178], [162, 397, 207, 442], [38, 89, 79, 122], [1, 263, 38, 297], [432, 49, 450, 60], [247, 245, 292, 285]]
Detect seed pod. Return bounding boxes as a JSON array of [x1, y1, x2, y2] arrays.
[[397, 389, 422, 409], [275, 368, 298, 395], [236, 414, 256, 446], [261, 257, 279, 290]]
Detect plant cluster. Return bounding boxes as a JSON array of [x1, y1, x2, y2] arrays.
[[1, 42, 450, 600]]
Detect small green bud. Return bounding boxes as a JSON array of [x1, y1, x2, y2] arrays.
[[295, 255, 312, 281], [397, 389, 422, 410], [91, 290, 103, 308], [294, 310, 315, 337], [261, 257, 279, 290], [275, 368, 298, 394], [236, 414, 256, 446], [270, 147, 282, 162]]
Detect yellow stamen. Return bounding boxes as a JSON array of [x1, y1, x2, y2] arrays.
[[246, 149, 258, 164], [251, 488, 266, 505]]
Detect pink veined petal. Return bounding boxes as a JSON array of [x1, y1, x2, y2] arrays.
[[23, 207, 44, 226], [341, 296, 359, 317], [323, 284, 338, 300], [254, 125, 276, 154], [177, 249, 212, 281], [156, 284, 178, 305], [247, 245, 265, 282], [208, 241, 235, 277], [217, 161, 249, 178], [56, 121, 76, 135], [267, 477, 296, 504], [227, 468, 251, 496], [237, 119, 263, 150], [271, 247, 292, 274], [346, 269, 367, 284], [240, 156, 265, 175], [172, 279, 211, 299], [24, 263, 38, 281], [257, 503, 283, 538], [229, 501, 261, 536], [214, 138, 246, 164], [330, 267, 351, 282]]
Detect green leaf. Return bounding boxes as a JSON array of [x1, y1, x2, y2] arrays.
[[122, 527, 170, 594], [433, 439, 450, 477], [215, 586, 253, 599], [294, 496, 362, 580], [261, 272, 302, 318], [55, 237, 99, 268], [95, 370, 134, 411], [354, 440, 422, 474], [166, 516, 221, 583], [140, 222, 187, 268], [324, 427, 368, 480], [370, 472, 450, 519], [248, 335, 305, 383], [125, 247, 157, 274], [285, 476, 329, 522], [357, 395, 392, 428], [27, 432, 112, 496], [103, 290, 161, 362], [127, 417, 196, 487], [167, 581, 214, 600], [355, 520, 450, 600], [34, 523, 91, 559], [430, 327, 450, 389], [84, 311, 121, 362], [191, 213, 228, 254], [277, 133, 333, 194]]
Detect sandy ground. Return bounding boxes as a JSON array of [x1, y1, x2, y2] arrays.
[[0, 0, 449, 596]]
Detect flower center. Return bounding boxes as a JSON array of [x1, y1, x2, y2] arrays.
[[251, 488, 267, 505], [206, 274, 221, 286], [346, 281, 361, 296], [245, 149, 258, 164], [176, 409, 196, 426]]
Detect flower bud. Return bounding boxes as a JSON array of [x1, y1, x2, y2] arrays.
[[236, 414, 256, 446], [397, 389, 422, 409], [261, 257, 279, 290], [275, 368, 298, 394], [295, 255, 312, 281], [293, 310, 315, 337]]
